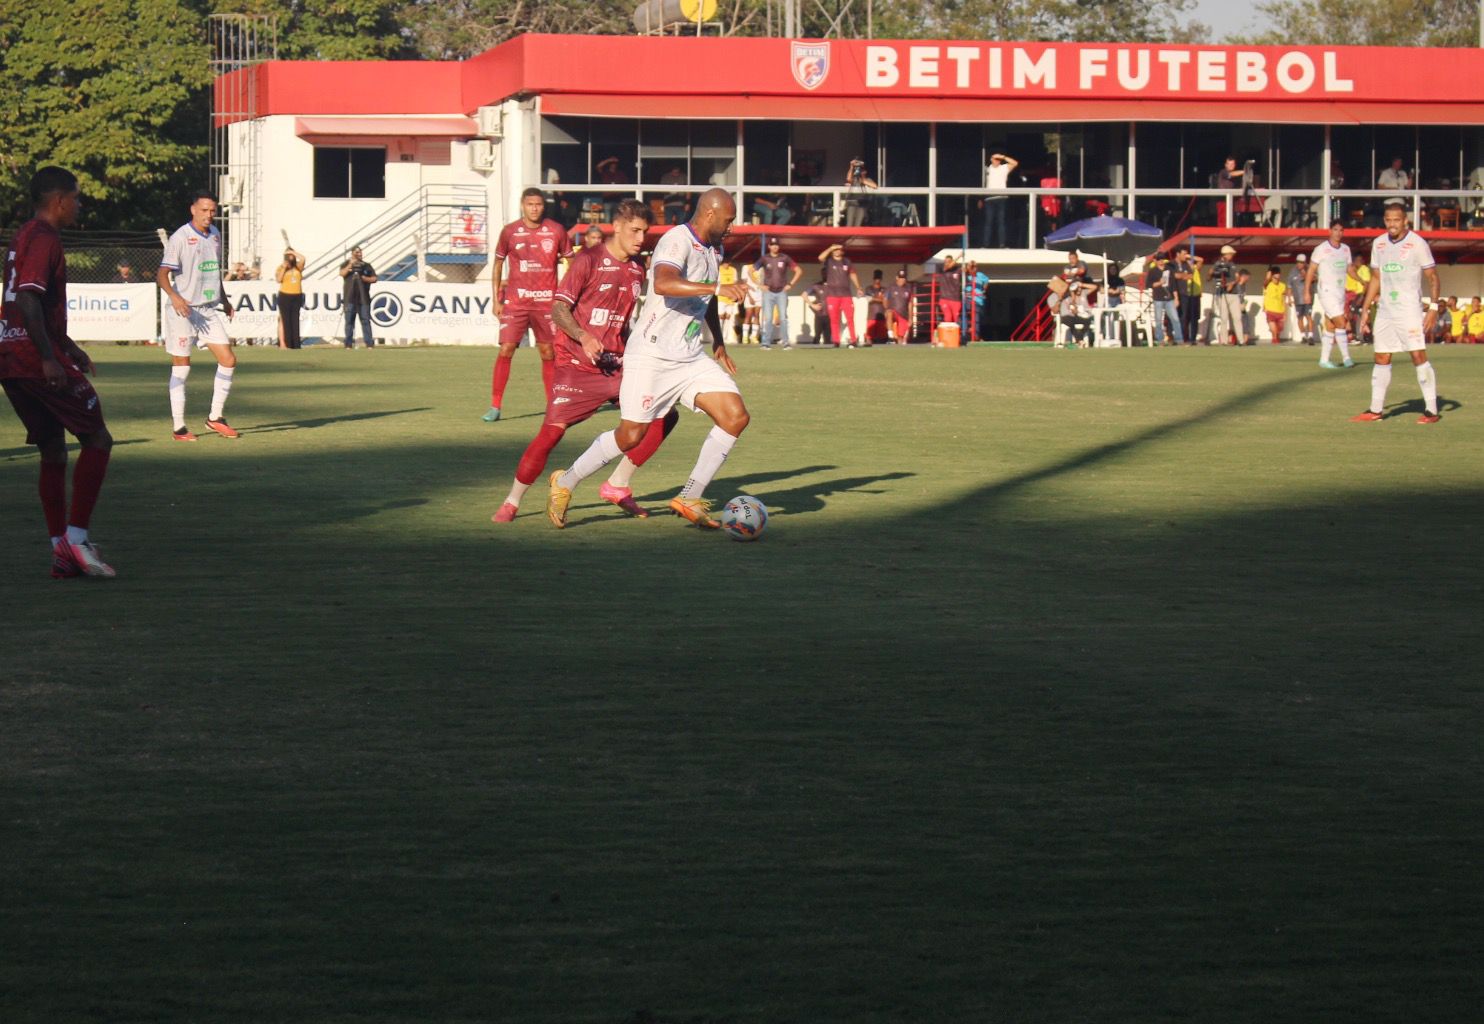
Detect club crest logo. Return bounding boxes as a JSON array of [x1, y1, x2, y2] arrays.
[[791, 41, 830, 91]]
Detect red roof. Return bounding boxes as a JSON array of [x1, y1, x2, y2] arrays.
[[1161, 226, 1484, 264]]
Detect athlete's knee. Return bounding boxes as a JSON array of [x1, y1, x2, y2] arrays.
[[719, 404, 750, 436], [496, 341, 519, 357], [217, 351, 237, 369], [80, 427, 113, 453], [535, 343, 555, 360], [614, 421, 647, 451], [36, 435, 68, 463]]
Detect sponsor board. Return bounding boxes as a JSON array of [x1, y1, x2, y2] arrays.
[[67, 284, 158, 341]]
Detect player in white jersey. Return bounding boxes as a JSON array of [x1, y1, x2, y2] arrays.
[[157, 192, 239, 440], [1352, 203, 1442, 424], [546, 188, 752, 528], [1304, 222, 1355, 369]]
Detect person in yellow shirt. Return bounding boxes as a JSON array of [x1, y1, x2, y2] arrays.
[[275, 246, 305, 349], [1345, 256, 1372, 339], [1468, 297, 1484, 343], [1262, 265, 1287, 343], [716, 262, 740, 344]]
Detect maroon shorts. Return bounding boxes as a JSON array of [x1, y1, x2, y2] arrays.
[[3, 375, 106, 444], [544, 368, 620, 427], [499, 305, 557, 347]]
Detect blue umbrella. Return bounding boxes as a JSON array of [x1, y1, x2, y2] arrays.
[[1044, 215, 1163, 265]]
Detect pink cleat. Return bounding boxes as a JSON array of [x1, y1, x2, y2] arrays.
[[599, 482, 649, 518], [491, 502, 519, 523]]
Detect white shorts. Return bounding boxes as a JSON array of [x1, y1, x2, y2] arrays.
[[619, 354, 740, 423], [1372, 318, 1426, 353], [1316, 290, 1348, 322], [164, 305, 231, 356]]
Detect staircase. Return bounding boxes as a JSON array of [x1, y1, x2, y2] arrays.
[[302, 185, 489, 281]]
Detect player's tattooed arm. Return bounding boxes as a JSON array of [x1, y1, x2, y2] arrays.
[[551, 300, 602, 363], [14, 292, 67, 387]]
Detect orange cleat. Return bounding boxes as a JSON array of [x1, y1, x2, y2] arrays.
[[668, 496, 721, 529], [1349, 410, 1384, 422], [204, 417, 240, 438]]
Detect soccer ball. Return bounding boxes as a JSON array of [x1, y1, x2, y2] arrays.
[[721, 495, 768, 541]]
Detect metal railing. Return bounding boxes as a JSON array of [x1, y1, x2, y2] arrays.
[[301, 184, 488, 281]]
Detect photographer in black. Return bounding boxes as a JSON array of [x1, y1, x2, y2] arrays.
[[842, 157, 878, 227], [339, 246, 379, 349]]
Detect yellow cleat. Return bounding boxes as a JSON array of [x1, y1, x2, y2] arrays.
[[668, 496, 721, 529], [547, 470, 572, 528]]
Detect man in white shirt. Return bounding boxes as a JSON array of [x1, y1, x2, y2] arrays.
[[1351, 204, 1442, 424], [978, 152, 1019, 249], [1304, 222, 1355, 369]]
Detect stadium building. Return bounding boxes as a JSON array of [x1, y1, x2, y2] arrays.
[[216, 34, 1484, 336]]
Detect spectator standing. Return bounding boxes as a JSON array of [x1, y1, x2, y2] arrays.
[[818, 243, 863, 347], [752, 237, 801, 349], [1172, 248, 1201, 344], [582, 224, 605, 249], [842, 158, 877, 227], [276, 247, 305, 350], [1217, 156, 1247, 226], [1287, 253, 1313, 344], [802, 280, 829, 345], [1345, 256, 1371, 340], [1144, 254, 1183, 345], [740, 264, 762, 344], [1468, 297, 1484, 343], [339, 246, 378, 349], [964, 260, 989, 339], [1233, 270, 1253, 343], [978, 152, 1019, 248], [716, 261, 741, 344], [884, 269, 913, 344], [112, 262, 135, 284], [1209, 244, 1245, 345], [1438, 296, 1461, 344], [1262, 265, 1287, 343], [937, 255, 963, 327], [865, 271, 887, 346]]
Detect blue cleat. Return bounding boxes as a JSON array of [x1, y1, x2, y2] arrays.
[[481, 407, 501, 422], [1318, 360, 1339, 369], [1342, 358, 1356, 368]]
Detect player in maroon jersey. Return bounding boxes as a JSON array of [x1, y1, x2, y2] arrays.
[[0, 167, 116, 578], [491, 199, 677, 523], [484, 187, 574, 422]]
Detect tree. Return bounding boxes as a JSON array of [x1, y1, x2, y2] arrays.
[[399, 0, 634, 59], [0, 0, 213, 230], [223, 0, 416, 60], [1242, 0, 1476, 46]]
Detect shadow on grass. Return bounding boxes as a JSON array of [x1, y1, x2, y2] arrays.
[[245, 407, 433, 433], [1380, 395, 1463, 419]]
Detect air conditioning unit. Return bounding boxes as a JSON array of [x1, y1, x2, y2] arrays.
[[468, 139, 496, 172], [476, 106, 503, 138]]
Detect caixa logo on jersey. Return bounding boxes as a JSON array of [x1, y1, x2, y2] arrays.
[[369, 293, 403, 328], [791, 41, 830, 91]]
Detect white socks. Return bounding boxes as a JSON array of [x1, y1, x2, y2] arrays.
[[1370, 363, 1392, 413], [503, 480, 531, 508], [1416, 361, 1438, 414], [679, 426, 737, 499], [558, 430, 621, 491], [1334, 329, 1349, 362], [606, 456, 639, 489], [1320, 332, 1334, 363], [169, 365, 190, 429], [210, 366, 234, 420]]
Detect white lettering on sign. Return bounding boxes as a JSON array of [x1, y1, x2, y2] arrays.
[[1013, 49, 1056, 90], [1235, 51, 1267, 92], [1324, 51, 1354, 92], [945, 46, 979, 88], [1158, 50, 1192, 90], [1276, 52, 1315, 92], [1196, 50, 1227, 92], [865, 45, 898, 87], [1080, 48, 1108, 90], [909, 46, 939, 87], [1117, 50, 1150, 90]]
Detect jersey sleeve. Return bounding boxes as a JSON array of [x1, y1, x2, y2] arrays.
[[493, 223, 513, 261], [550, 221, 575, 259], [12, 229, 60, 295], [160, 229, 183, 271], [1416, 237, 1436, 270], [553, 250, 590, 308], [651, 227, 689, 272], [1368, 237, 1383, 270]]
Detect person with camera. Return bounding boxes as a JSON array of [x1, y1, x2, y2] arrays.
[[842, 158, 877, 227], [339, 246, 378, 350], [1210, 244, 1246, 345]]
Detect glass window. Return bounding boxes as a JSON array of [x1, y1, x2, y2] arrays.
[[312, 147, 385, 199], [1277, 125, 1323, 190], [1418, 126, 1462, 188], [541, 116, 589, 187], [1372, 126, 1415, 188], [744, 121, 788, 186], [639, 121, 687, 185], [882, 123, 929, 188], [692, 121, 737, 186], [935, 123, 982, 188], [1135, 123, 1182, 189], [590, 119, 637, 187], [1061, 123, 1125, 190], [1329, 126, 1369, 191]]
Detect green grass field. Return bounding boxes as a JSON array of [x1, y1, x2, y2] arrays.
[[3, 343, 1481, 1023]]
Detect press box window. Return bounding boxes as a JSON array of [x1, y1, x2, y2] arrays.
[[313, 147, 386, 198]]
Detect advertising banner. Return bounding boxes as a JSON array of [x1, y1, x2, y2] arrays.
[[214, 282, 499, 344], [66, 284, 157, 341]]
